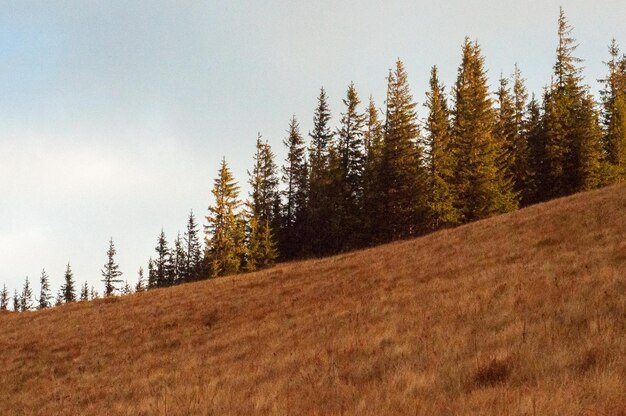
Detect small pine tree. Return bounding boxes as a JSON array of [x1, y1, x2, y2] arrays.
[[13, 290, 20, 312], [135, 267, 145, 292], [147, 258, 156, 289], [61, 263, 76, 303], [101, 238, 123, 296], [20, 277, 33, 312], [154, 230, 172, 287], [0, 284, 9, 311], [89, 286, 99, 300], [121, 281, 132, 295], [80, 281, 89, 301], [183, 211, 202, 282], [54, 289, 64, 306], [246, 214, 278, 271], [38, 269, 52, 310], [172, 233, 186, 284]]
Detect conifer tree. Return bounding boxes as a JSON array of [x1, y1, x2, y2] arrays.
[[183, 211, 202, 282], [600, 40, 626, 180], [54, 290, 63, 306], [380, 59, 427, 239], [205, 158, 246, 277], [362, 96, 386, 244], [424, 66, 460, 229], [80, 281, 89, 301], [246, 214, 278, 271], [0, 284, 9, 311], [101, 238, 123, 296], [154, 230, 172, 287], [135, 267, 145, 292], [13, 290, 19, 312], [38, 269, 52, 310], [61, 263, 76, 303], [89, 287, 99, 300], [281, 116, 308, 259], [336, 82, 367, 248], [172, 233, 186, 284], [147, 258, 156, 289], [307, 88, 335, 255], [20, 277, 33, 312], [121, 281, 132, 295], [247, 134, 280, 268], [452, 39, 518, 221], [525, 94, 547, 203]]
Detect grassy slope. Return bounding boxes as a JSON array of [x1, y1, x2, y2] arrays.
[[1, 185, 625, 416]]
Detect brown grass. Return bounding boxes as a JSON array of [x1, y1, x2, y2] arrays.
[[1, 184, 625, 415]]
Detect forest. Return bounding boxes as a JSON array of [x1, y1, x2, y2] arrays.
[[1, 8, 625, 312]]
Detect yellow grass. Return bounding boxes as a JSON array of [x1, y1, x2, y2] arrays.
[[1, 184, 625, 415]]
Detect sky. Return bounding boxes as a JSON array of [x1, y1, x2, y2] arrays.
[[1, 0, 625, 295]]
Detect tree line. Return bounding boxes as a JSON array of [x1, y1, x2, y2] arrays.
[[2, 8, 625, 312]]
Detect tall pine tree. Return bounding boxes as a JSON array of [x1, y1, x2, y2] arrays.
[[452, 39, 517, 221], [38, 269, 52, 310], [183, 210, 202, 282], [61, 263, 76, 303], [205, 158, 246, 277], [20, 277, 33, 312]]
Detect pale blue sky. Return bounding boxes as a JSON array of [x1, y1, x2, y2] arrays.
[[1, 1, 625, 295]]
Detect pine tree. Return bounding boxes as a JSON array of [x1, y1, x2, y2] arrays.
[[38, 269, 52, 310], [80, 281, 89, 301], [54, 289, 63, 306], [121, 281, 132, 295], [511, 66, 533, 205], [147, 258, 156, 289], [0, 284, 9, 311], [525, 94, 547, 204], [135, 267, 145, 292], [281, 116, 308, 259], [380, 59, 427, 239], [362, 96, 386, 244], [172, 233, 186, 284], [336, 82, 367, 249], [89, 287, 99, 300], [574, 93, 604, 190], [246, 214, 278, 271], [307, 88, 335, 256], [183, 211, 202, 282], [19, 277, 33, 312], [205, 158, 246, 277], [101, 238, 123, 296], [600, 39, 626, 180], [154, 230, 172, 287], [424, 66, 460, 229], [13, 290, 19, 312], [247, 134, 280, 268], [452, 39, 518, 221], [61, 263, 76, 303]]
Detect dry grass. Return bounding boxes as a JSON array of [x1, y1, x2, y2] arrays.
[[1, 184, 626, 415]]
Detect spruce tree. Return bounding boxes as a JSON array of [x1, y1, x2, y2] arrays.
[[281, 116, 308, 259], [20, 277, 33, 312], [154, 230, 172, 287], [13, 290, 19, 312], [183, 211, 202, 282], [600, 40, 626, 180], [380, 59, 427, 239], [247, 134, 280, 268], [452, 39, 517, 221], [80, 281, 89, 301], [362, 96, 386, 244], [307, 88, 335, 256], [172, 233, 186, 284], [336, 82, 367, 249], [205, 158, 246, 277], [101, 238, 123, 296], [147, 258, 156, 289], [0, 284, 9, 311], [424, 66, 460, 229], [135, 267, 145, 292], [89, 287, 99, 300], [38, 269, 52, 310], [525, 94, 547, 204], [54, 289, 63, 306], [61, 263, 76, 303], [121, 281, 132, 295]]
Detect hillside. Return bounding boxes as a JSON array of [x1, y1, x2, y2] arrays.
[[1, 185, 625, 415]]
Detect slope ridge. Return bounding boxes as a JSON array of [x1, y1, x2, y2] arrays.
[[1, 184, 625, 415]]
